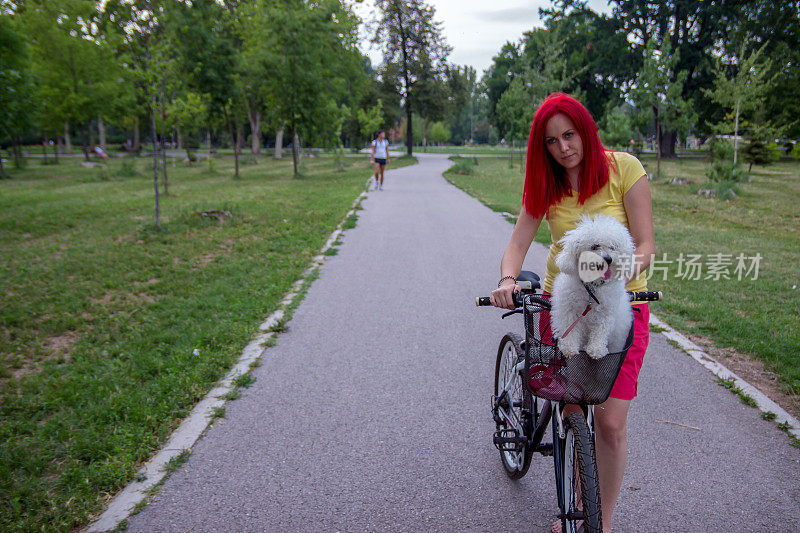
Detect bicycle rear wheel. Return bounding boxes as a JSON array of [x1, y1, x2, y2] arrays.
[[493, 333, 533, 479], [560, 411, 602, 532]]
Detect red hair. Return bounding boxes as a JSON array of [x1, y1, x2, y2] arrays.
[[522, 93, 611, 219]]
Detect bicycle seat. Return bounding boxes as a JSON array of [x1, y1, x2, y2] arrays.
[[516, 271, 540, 291]]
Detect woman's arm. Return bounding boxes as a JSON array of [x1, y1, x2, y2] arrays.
[[370, 144, 375, 163], [623, 176, 656, 284], [490, 206, 542, 309]]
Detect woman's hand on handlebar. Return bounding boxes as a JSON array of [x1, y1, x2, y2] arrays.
[[490, 281, 521, 310]]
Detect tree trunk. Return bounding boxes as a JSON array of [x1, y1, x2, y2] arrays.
[[98, 115, 106, 151], [224, 107, 239, 179], [52, 139, 59, 163], [249, 109, 261, 155], [176, 128, 181, 150], [159, 94, 169, 195], [57, 137, 63, 155], [207, 129, 213, 171], [12, 138, 21, 168], [133, 117, 141, 153], [64, 122, 72, 154], [81, 125, 91, 162], [397, 8, 413, 156], [293, 131, 302, 171], [660, 129, 677, 158], [89, 121, 95, 150], [151, 101, 160, 229], [236, 122, 244, 151], [656, 115, 662, 181], [423, 118, 428, 152], [290, 127, 299, 176], [733, 97, 741, 166], [0, 149, 5, 177], [42, 139, 48, 164], [406, 108, 413, 156], [275, 127, 283, 159], [160, 132, 169, 195]]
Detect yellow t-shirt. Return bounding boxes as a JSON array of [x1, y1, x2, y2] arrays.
[[542, 151, 648, 295]]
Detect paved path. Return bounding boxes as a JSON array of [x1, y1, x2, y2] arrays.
[[126, 154, 799, 532]]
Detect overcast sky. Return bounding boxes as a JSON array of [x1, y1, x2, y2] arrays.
[[355, 0, 613, 77]]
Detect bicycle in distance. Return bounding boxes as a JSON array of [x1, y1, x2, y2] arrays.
[[476, 271, 661, 533]]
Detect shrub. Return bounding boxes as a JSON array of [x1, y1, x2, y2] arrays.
[[449, 156, 476, 175], [709, 137, 735, 162], [743, 139, 779, 171], [715, 179, 741, 201], [791, 142, 800, 160], [117, 157, 138, 177], [706, 138, 747, 184], [706, 159, 748, 183]]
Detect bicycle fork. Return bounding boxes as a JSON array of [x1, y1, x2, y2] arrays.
[[491, 358, 527, 453]]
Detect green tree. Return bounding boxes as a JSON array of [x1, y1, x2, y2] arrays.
[[168, 91, 207, 161], [599, 104, 638, 150], [22, 0, 120, 162], [171, 0, 237, 175], [629, 37, 695, 180], [703, 42, 776, 166], [428, 120, 449, 145], [482, 41, 521, 135], [358, 99, 384, 141], [372, 0, 451, 156], [728, 0, 800, 138], [258, 0, 362, 175], [610, 0, 741, 153], [541, 4, 637, 122], [495, 29, 582, 167], [0, 12, 35, 174], [444, 64, 476, 144]]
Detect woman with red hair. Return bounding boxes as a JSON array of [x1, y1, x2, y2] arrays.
[[490, 93, 655, 532]]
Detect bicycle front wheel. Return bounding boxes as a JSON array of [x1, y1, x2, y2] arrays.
[[560, 411, 602, 533], [493, 333, 532, 479]]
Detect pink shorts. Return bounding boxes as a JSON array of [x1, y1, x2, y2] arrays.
[[541, 292, 650, 401]]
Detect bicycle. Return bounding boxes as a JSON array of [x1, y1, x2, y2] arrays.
[[476, 270, 661, 533]]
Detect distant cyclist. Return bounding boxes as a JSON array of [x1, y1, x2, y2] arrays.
[[370, 130, 390, 190]]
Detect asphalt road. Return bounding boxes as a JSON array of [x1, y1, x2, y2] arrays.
[[126, 154, 800, 532]]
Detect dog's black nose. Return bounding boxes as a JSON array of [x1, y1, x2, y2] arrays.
[[602, 252, 613, 265]]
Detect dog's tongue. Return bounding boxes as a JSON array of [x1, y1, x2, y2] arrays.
[[602, 268, 613, 280]]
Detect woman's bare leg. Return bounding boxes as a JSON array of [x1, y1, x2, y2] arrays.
[[551, 399, 629, 533], [593, 397, 631, 533], [373, 162, 381, 188]]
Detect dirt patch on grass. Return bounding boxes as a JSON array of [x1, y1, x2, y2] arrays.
[[197, 240, 234, 267], [91, 290, 158, 306], [686, 332, 800, 421], [9, 331, 77, 380]]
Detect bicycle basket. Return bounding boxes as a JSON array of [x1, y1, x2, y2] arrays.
[[522, 293, 634, 405]]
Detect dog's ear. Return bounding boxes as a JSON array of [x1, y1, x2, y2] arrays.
[[556, 235, 577, 274]]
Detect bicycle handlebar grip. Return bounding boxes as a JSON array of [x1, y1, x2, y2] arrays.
[[629, 291, 662, 301], [475, 292, 524, 307]]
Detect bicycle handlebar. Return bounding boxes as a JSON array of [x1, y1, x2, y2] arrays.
[[475, 290, 662, 307]]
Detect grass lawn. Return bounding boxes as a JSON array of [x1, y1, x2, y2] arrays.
[[444, 155, 800, 405], [0, 152, 416, 530]]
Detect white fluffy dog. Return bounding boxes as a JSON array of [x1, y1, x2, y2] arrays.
[[551, 214, 635, 359]]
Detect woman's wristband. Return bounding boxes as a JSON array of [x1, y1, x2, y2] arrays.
[[498, 275, 516, 288]]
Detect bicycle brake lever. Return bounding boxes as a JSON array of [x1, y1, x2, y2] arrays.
[[501, 310, 523, 319]]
